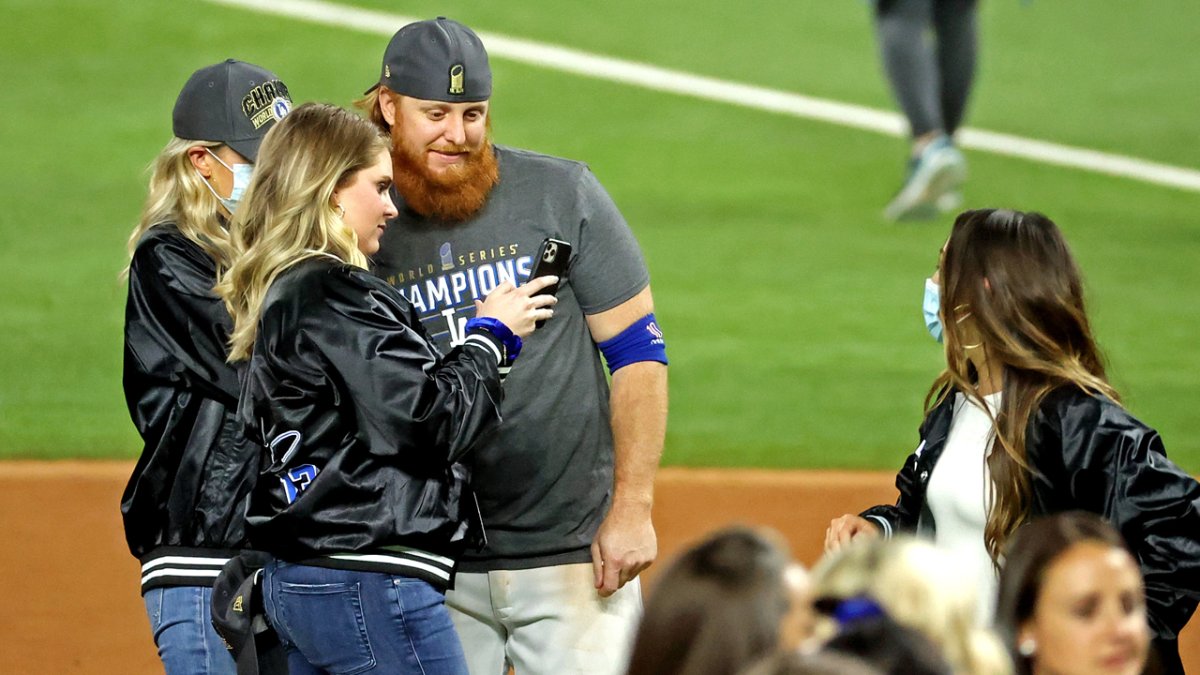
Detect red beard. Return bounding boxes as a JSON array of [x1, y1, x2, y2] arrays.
[[390, 128, 500, 222]]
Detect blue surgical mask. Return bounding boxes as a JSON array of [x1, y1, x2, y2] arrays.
[[199, 149, 253, 213], [923, 278, 943, 343]]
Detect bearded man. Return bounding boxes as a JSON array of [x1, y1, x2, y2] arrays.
[[358, 18, 669, 675]]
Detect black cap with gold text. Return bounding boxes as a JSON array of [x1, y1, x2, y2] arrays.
[[172, 59, 292, 162]]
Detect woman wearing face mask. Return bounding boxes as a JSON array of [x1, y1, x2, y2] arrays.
[[996, 512, 1152, 675], [824, 209, 1200, 674], [120, 59, 292, 674], [217, 102, 557, 673]]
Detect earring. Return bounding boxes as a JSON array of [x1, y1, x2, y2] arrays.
[[953, 303, 983, 349], [1018, 638, 1037, 657], [336, 203, 345, 218]]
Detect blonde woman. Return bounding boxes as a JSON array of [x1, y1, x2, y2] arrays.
[[217, 102, 556, 673], [813, 537, 1010, 675], [120, 59, 291, 675], [825, 209, 1200, 674]]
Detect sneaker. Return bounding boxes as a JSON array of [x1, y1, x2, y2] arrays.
[[935, 189, 963, 214], [883, 136, 967, 221]]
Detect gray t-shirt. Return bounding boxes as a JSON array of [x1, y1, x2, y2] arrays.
[[372, 145, 650, 570]]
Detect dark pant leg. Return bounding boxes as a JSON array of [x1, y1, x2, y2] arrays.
[[932, 0, 978, 135], [875, 0, 943, 138]]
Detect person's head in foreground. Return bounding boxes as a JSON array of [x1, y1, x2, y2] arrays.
[[219, 102, 395, 361], [931, 208, 1116, 564], [820, 613, 954, 675], [357, 17, 498, 222], [812, 536, 1010, 675], [995, 512, 1151, 675], [625, 526, 812, 675]]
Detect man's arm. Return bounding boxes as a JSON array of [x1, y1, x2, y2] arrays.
[[585, 285, 668, 597]]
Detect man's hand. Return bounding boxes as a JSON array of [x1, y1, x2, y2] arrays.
[[591, 500, 657, 597], [824, 514, 881, 553]]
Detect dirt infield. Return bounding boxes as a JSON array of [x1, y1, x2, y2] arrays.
[[2, 461, 1196, 673]]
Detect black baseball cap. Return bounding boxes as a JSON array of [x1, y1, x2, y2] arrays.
[[367, 18, 492, 102], [173, 59, 292, 162]]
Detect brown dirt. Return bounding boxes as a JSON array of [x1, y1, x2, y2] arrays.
[[2, 462, 1195, 673]]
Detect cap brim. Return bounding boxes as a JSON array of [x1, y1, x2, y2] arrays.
[[363, 82, 382, 96], [226, 136, 263, 163]]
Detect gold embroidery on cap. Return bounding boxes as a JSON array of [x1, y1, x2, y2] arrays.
[[385, 64, 391, 78], [449, 64, 464, 95], [242, 80, 292, 129]]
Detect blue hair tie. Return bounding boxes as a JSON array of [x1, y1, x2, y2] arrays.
[[833, 596, 886, 626]]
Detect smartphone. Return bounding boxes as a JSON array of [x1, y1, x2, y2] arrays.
[[528, 238, 571, 328]]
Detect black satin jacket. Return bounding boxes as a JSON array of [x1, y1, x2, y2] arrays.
[[121, 224, 261, 590], [238, 258, 505, 588], [862, 386, 1200, 647]]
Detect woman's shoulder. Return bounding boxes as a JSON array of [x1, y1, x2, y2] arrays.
[[1036, 384, 1155, 439], [131, 222, 204, 266], [1039, 384, 1118, 416], [266, 257, 408, 319], [270, 255, 372, 292], [128, 222, 221, 292]]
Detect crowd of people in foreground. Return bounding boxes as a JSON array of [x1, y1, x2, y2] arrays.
[[636, 514, 1165, 675], [119, 15, 1200, 675]]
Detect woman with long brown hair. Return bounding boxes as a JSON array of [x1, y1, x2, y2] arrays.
[[996, 512, 1152, 675], [825, 208, 1200, 673]]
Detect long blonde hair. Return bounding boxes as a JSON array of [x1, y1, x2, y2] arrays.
[[123, 138, 229, 277], [929, 209, 1118, 566], [813, 537, 1011, 675], [217, 102, 390, 361]]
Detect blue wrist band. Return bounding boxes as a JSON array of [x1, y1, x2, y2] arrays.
[[597, 313, 668, 375], [465, 317, 522, 362]]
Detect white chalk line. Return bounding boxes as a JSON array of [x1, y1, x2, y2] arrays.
[[202, 0, 1200, 193]]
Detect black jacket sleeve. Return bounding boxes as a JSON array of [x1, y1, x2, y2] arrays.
[[861, 434, 927, 537], [125, 230, 239, 405], [860, 395, 954, 537], [1030, 391, 1200, 640], [268, 263, 505, 466]]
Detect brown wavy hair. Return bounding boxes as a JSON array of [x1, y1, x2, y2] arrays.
[[927, 209, 1118, 565]]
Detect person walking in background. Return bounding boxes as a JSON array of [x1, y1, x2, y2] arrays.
[[217, 102, 557, 673], [825, 208, 1200, 673], [996, 512, 1153, 675], [356, 17, 669, 675], [874, 0, 976, 221], [120, 59, 291, 675]]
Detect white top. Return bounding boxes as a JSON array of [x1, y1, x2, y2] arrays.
[[925, 391, 1002, 626]]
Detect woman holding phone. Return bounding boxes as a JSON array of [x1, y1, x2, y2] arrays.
[[218, 102, 556, 673]]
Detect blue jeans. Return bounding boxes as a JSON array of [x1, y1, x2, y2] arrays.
[[143, 585, 236, 675], [263, 561, 468, 675]]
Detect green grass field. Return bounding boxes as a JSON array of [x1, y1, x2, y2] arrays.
[[2, 0, 1198, 472]]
